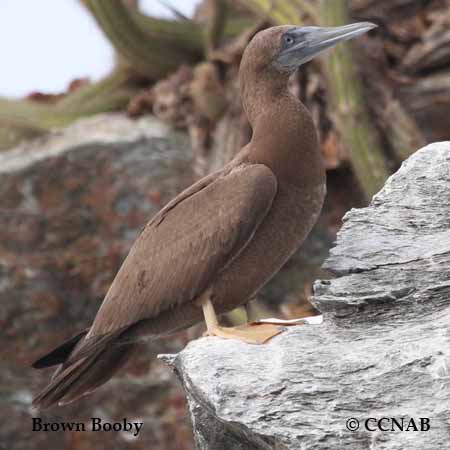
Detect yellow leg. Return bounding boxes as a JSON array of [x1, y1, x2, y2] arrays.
[[244, 298, 259, 323], [199, 294, 285, 345]]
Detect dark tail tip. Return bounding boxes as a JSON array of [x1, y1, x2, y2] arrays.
[[32, 329, 136, 409], [32, 329, 88, 369]]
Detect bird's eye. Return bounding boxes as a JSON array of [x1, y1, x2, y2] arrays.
[[284, 35, 294, 46]]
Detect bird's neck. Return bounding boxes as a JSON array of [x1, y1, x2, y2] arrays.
[[241, 75, 325, 188], [240, 68, 289, 124]]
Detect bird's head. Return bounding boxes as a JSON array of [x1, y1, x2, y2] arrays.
[[241, 22, 377, 75]]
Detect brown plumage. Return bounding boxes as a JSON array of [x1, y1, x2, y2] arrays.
[[32, 22, 376, 409]]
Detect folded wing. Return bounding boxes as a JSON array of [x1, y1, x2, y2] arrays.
[[88, 163, 278, 337]]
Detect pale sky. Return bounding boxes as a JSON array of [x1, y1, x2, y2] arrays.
[[0, 0, 199, 98]]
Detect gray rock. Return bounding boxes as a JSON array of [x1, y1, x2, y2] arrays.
[[167, 142, 450, 450]]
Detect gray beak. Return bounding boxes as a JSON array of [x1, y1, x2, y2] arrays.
[[276, 22, 377, 70]]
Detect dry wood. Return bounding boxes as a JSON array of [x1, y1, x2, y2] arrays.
[[0, 69, 137, 151], [402, 11, 450, 73], [320, 0, 390, 198]]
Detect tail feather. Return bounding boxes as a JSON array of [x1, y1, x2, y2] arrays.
[[32, 328, 137, 409], [32, 329, 88, 369]]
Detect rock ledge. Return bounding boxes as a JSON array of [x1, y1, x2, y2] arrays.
[[167, 142, 450, 450]]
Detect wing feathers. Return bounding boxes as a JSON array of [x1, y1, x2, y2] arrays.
[[88, 163, 277, 337]]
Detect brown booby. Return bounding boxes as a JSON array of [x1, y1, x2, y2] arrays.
[[32, 22, 376, 409]]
